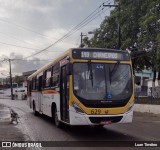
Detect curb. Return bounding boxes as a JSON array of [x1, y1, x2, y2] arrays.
[[0, 106, 12, 124], [134, 104, 160, 115]]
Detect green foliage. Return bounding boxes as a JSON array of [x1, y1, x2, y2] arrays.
[[14, 75, 24, 84], [82, 0, 160, 72]]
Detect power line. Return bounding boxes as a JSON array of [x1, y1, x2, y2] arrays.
[[0, 31, 42, 49], [98, 5, 105, 21], [103, 3, 121, 49], [0, 29, 76, 51], [44, 1, 112, 47], [54, 5, 107, 44], [56, 1, 112, 42], [0, 41, 40, 51], [51, 6, 110, 49], [75, 36, 81, 46], [14, 58, 53, 61], [63, 7, 106, 40], [0, 41, 66, 53], [0, 18, 58, 41], [0, 58, 52, 62], [24, 1, 111, 59], [0, 1, 111, 60], [45, 50, 65, 53]]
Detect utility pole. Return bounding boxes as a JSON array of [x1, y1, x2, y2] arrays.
[[9, 59, 14, 100], [80, 32, 86, 47], [103, 3, 121, 49]]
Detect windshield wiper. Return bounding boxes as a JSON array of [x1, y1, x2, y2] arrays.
[[88, 60, 94, 86], [109, 60, 120, 85]]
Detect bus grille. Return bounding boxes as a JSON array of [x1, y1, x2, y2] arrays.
[[89, 116, 123, 123]]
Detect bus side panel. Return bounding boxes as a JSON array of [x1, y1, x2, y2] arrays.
[[37, 92, 42, 113], [42, 91, 60, 118]]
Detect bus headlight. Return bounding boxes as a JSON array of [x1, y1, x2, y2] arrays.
[[72, 102, 85, 114], [126, 102, 134, 113]]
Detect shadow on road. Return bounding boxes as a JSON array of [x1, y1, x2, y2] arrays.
[[35, 113, 139, 141]]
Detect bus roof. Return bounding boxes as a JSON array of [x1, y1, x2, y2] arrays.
[[28, 48, 129, 80], [28, 48, 72, 80]]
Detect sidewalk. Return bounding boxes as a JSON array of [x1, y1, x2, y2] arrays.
[[134, 104, 160, 114], [0, 103, 27, 142], [0, 104, 12, 124]]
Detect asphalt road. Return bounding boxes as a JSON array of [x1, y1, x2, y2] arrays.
[[0, 98, 160, 150]]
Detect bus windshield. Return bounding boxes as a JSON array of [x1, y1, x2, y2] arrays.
[[73, 63, 132, 101]]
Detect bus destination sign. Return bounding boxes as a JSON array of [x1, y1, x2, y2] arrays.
[[72, 49, 130, 61], [81, 51, 118, 59]]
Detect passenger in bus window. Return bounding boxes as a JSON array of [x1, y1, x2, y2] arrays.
[[74, 69, 84, 95]]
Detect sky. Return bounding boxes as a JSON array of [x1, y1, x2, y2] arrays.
[[0, 0, 114, 77]]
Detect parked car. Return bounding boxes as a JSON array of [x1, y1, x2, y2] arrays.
[[14, 88, 27, 100]]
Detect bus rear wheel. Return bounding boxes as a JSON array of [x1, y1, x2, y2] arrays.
[[53, 107, 61, 128], [33, 102, 38, 116]]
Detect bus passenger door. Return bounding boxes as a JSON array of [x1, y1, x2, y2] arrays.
[[27, 81, 32, 108], [38, 75, 43, 113], [60, 66, 69, 123]]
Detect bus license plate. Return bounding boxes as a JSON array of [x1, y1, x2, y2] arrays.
[[100, 121, 112, 125]]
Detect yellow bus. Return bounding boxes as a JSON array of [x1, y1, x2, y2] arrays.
[[27, 48, 134, 127]]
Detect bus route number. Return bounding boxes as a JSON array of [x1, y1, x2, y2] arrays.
[[91, 109, 101, 115]]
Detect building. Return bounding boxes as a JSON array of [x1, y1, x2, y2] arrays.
[[22, 70, 36, 87], [135, 69, 153, 86], [135, 69, 160, 97]]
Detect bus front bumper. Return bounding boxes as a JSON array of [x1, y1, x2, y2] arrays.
[[69, 107, 133, 125]]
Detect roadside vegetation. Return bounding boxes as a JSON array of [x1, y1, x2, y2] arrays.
[[82, 0, 160, 86]]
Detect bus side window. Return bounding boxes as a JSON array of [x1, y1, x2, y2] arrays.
[[36, 77, 39, 90], [37, 76, 43, 91], [32, 77, 37, 90], [52, 73, 59, 87], [44, 68, 51, 88], [31, 80, 33, 91], [28, 81, 32, 92], [43, 71, 46, 88], [52, 66, 60, 87]]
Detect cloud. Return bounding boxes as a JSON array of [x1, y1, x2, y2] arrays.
[[11, 53, 46, 73], [0, 52, 48, 76], [0, 0, 110, 76]]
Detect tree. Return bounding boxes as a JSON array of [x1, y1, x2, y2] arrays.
[[14, 75, 24, 84], [82, 0, 160, 86]]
